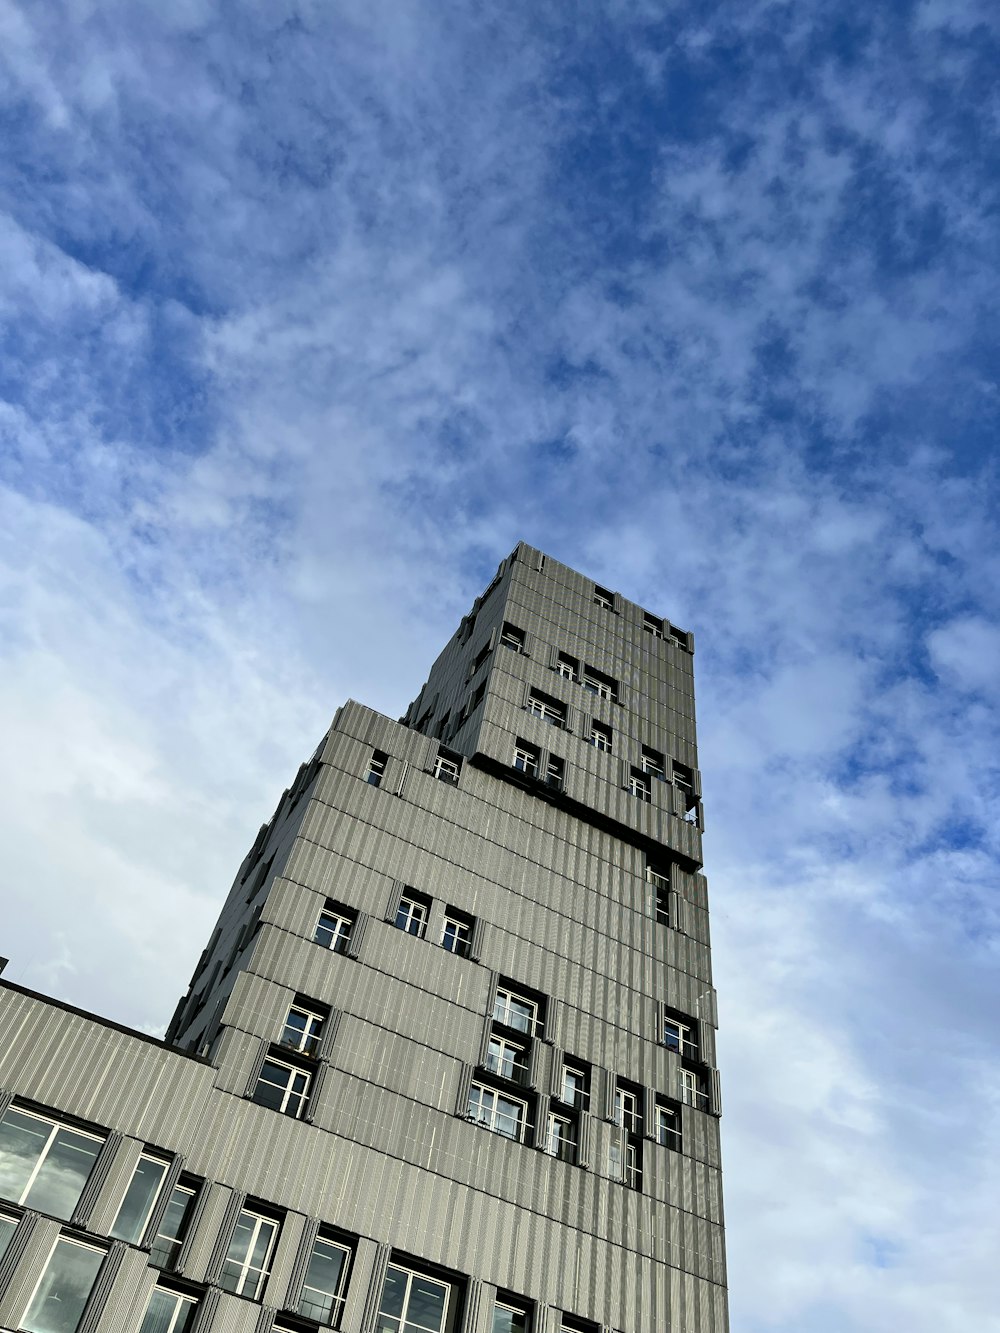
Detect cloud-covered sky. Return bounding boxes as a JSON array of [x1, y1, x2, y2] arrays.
[[1, 2, 998, 1328]]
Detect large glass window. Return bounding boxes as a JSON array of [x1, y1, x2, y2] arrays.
[[280, 1005, 325, 1056], [0, 1107, 103, 1220], [138, 1287, 198, 1333], [315, 906, 353, 954], [298, 1233, 351, 1326], [22, 1236, 105, 1333], [251, 1059, 312, 1118], [485, 1037, 528, 1085], [468, 1085, 527, 1142], [492, 1302, 530, 1333], [219, 1208, 280, 1299], [395, 896, 429, 938], [148, 1181, 198, 1270], [376, 1264, 451, 1333], [110, 1154, 168, 1243]]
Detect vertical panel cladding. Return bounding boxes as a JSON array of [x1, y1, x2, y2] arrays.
[[356, 1240, 392, 1333], [100, 1251, 157, 1333], [212, 1031, 267, 1099], [0, 1216, 60, 1330], [77, 1241, 128, 1333], [209, 1292, 268, 1333], [0, 1211, 38, 1298], [85, 1135, 145, 1235], [221, 973, 295, 1046], [72, 1130, 125, 1227], [281, 1216, 321, 1313], [262, 1211, 308, 1312], [178, 1183, 238, 1282]]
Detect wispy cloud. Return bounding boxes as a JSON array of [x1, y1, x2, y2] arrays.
[[1, 1, 998, 1328]]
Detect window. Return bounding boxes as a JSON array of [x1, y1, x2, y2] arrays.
[[471, 643, 491, 675], [148, 1180, 199, 1270], [629, 769, 651, 802], [367, 751, 388, 787], [559, 1063, 589, 1111], [468, 1084, 527, 1142], [513, 741, 540, 778], [669, 625, 689, 649], [543, 1112, 576, 1164], [673, 760, 695, 800], [219, 1207, 280, 1299], [643, 613, 663, 639], [648, 865, 670, 925], [22, 1236, 105, 1333], [280, 1004, 325, 1056], [663, 1015, 698, 1059], [110, 1153, 169, 1243], [613, 1088, 642, 1134], [656, 1102, 682, 1152], [640, 746, 666, 780], [376, 1264, 452, 1333], [395, 893, 429, 938], [623, 1139, 642, 1190], [441, 911, 473, 957], [298, 1232, 351, 1326], [485, 1036, 528, 1086], [492, 1300, 531, 1333], [0, 1106, 104, 1220], [0, 1210, 17, 1263], [251, 1059, 312, 1118], [545, 756, 564, 791], [500, 623, 525, 653], [593, 585, 614, 610], [315, 904, 354, 954], [527, 691, 565, 728], [559, 1318, 599, 1333], [582, 668, 617, 702], [492, 987, 538, 1035], [434, 752, 461, 786], [556, 653, 578, 682], [589, 722, 612, 753], [138, 1286, 198, 1333], [680, 1068, 708, 1110]]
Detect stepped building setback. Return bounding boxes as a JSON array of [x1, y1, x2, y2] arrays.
[[0, 543, 728, 1333]]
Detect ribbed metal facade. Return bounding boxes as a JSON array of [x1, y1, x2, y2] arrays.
[[0, 543, 727, 1333]]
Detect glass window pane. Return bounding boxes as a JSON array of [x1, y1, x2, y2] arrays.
[[111, 1157, 167, 1243], [23, 1238, 104, 1333], [492, 1308, 528, 1333], [407, 1274, 447, 1330], [0, 1109, 51, 1202], [139, 1289, 183, 1333], [27, 1129, 103, 1220], [379, 1266, 408, 1319]]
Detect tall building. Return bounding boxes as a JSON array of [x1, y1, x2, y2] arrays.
[[0, 543, 727, 1333]]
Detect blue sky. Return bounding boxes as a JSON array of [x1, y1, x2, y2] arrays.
[[1, 2, 999, 1329]]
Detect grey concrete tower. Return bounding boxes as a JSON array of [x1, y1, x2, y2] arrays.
[[0, 543, 727, 1333]]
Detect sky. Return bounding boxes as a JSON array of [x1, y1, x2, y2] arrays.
[[1, 0, 998, 1329]]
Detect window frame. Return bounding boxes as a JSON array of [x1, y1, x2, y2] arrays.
[[314, 905, 354, 954], [680, 1068, 709, 1110], [138, 1285, 199, 1333], [148, 1180, 199, 1271], [468, 1083, 529, 1143], [556, 653, 578, 682], [434, 753, 461, 786], [395, 894, 429, 938], [559, 1063, 589, 1111], [296, 1231, 352, 1327], [251, 1057, 312, 1119], [656, 1103, 683, 1152], [662, 1015, 698, 1059], [485, 1035, 529, 1086], [280, 1004, 326, 1057], [492, 987, 539, 1036], [527, 691, 566, 729], [367, 751, 388, 787], [0, 1105, 105, 1219], [589, 722, 612, 753], [640, 747, 666, 780], [499, 623, 525, 653], [377, 1262, 453, 1333], [581, 669, 617, 702], [109, 1152, 170, 1244], [441, 913, 472, 957], [593, 585, 614, 610], [614, 1088, 642, 1135], [629, 769, 652, 802], [22, 1234, 106, 1333], [493, 1298, 532, 1333], [513, 742, 540, 778], [543, 1112, 576, 1164], [219, 1206, 280, 1300]]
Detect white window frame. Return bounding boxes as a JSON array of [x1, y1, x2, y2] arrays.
[[623, 1139, 641, 1190], [367, 752, 387, 786], [149, 1182, 197, 1270], [614, 1088, 641, 1134], [629, 771, 652, 802], [680, 1068, 708, 1110], [219, 1208, 279, 1300], [378, 1264, 451, 1333], [589, 723, 612, 753], [556, 655, 578, 682], [560, 1064, 588, 1110], [641, 748, 666, 780], [582, 671, 615, 701], [663, 1017, 697, 1059], [500, 625, 524, 652], [593, 586, 614, 610], [280, 1005, 325, 1056], [0, 1106, 104, 1209], [527, 692, 565, 728], [252, 1058, 312, 1118], [139, 1286, 198, 1333], [468, 1083, 528, 1142], [656, 1105, 682, 1151], [315, 907, 353, 954], [395, 896, 428, 938], [486, 1035, 528, 1085], [513, 744, 539, 777], [543, 1112, 575, 1163], [441, 916, 471, 956], [492, 987, 538, 1035], [297, 1233, 351, 1326], [110, 1152, 169, 1243], [643, 614, 663, 639], [493, 1299, 531, 1333], [22, 1235, 106, 1333], [434, 754, 461, 786]]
